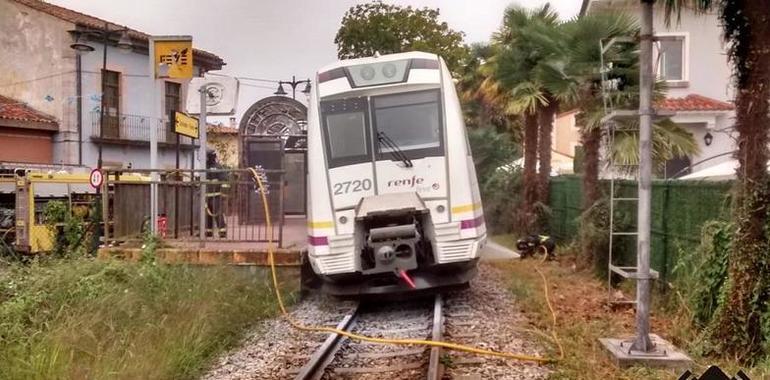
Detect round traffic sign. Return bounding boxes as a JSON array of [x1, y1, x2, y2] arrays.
[[89, 168, 104, 189]]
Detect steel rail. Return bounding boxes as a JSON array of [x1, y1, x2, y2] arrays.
[[427, 294, 445, 380], [294, 304, 360, 380]]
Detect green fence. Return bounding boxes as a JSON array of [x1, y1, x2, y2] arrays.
[[548, 175, 733, 280]]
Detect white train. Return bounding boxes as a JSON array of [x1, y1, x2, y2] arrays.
[[303, 51, 486, 295]]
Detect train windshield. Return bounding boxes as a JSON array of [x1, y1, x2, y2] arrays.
[[319, 90, 443, 168], [326, 112, 367, 159], [321, 97, 371, 167], [372, 90, 442, 157]]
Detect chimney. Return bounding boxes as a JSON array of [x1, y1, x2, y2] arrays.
[[229, 117, 237, 129]]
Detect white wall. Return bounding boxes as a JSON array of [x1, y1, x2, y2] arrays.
[[589, 1, 737, 175], [79, 43, 199, 169]]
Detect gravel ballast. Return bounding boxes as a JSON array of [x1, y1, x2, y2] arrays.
[[202, 263, 550, 379]]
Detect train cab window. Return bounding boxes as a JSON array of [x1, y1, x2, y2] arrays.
[[372, 90, 443, 159], [321, 97, 372, 168]]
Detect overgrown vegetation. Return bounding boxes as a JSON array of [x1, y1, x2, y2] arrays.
[[672, 221, 732, 329], [42, 200, 96, 258], [491, 235, 769, 379], [468, 128, 521, 234], [0, 226, 290, 380]]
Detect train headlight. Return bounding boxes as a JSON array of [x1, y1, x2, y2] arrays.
[[360, 66, 376, 80], [382, 63, 397, 78], [338, 215, 348, 224], [436, 205, 445, 213], [346, 59, 409, 87]]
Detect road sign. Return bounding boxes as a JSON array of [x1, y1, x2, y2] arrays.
[[187, 75, 240, 115], [154, 37, 193, 79], [89, 168, 103, 189], [175, 111, 199, 139]]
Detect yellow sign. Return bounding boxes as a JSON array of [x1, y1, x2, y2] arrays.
[[175, 112, 199, 138], [154, 39, 193, 79]]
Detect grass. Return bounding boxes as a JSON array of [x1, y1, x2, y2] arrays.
[[490, 234, 770, 380], [0, 257, 295, 380]]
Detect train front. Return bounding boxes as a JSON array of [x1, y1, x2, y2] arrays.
[[304, 51, 486, 296]]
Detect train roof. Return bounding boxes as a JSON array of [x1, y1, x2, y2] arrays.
[[316, 52, 443, 97], [317, 51, 439, 73]]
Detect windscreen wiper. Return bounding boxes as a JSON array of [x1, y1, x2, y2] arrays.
[[377, 132, 413, 168]]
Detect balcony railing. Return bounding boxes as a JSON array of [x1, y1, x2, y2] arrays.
[[90, 112, 195, 146]]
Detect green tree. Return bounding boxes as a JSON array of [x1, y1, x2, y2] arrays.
[[562, 11, 698, 266], [492, 4, 564, 232], [334, 2, 469, 73], [456, 43, 516, 132], [663, 0, 770, 361]]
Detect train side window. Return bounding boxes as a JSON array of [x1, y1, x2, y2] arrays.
[[320, 97, 372, 168]]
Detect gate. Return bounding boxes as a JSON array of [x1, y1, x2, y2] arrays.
[[239, 96, 307, 215], [102, 168, 285, 247]]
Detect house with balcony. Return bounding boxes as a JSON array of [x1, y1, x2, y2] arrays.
[[550, 0, 737, 178], [0, 0, 225, 170]]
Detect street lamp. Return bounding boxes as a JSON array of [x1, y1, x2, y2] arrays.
[[70, 22, 133, 169], [274, 75, 311, 100]]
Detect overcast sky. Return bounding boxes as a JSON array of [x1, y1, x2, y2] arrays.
[[48, 0, 582, 122]]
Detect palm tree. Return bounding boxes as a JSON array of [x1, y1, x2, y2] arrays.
[[662, 0, 770, 361], [493, 4, 563, 231], [560, 12, 637, 213], [561, 11, 699, 266]]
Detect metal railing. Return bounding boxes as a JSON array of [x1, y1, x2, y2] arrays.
[[102, 168, 285, 247], [89, 112, 194, 145]]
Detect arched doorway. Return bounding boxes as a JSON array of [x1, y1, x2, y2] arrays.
[[239, 96, 307, 215]]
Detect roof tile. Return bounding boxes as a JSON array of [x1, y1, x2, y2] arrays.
[[0, 95, 58, 125], [657, 94, 734, 112], [11, 0, 224, 68]]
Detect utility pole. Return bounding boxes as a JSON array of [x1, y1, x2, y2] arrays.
[[148, 38, 159, 234], [599, 0, 691, 367], [632, 0, 654, 353], [198, 86, 207, 243], [98, 21, 108, 170]]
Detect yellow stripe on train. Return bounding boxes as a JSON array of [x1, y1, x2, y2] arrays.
[[450, 203, 482, 214], [307, 221, 334, 229]]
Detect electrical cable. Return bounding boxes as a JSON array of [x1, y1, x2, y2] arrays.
[[247, 167, 560, 364]]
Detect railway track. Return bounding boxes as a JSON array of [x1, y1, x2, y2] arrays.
[[289, 295, 447, 380], [203, 265, 550, 380]]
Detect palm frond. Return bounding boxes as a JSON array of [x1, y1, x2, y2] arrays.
[[506, 81, 547, 115], [609, 118, 700, 169]]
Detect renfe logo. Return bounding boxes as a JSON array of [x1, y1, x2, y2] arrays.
[[387, 176, 425, 188]]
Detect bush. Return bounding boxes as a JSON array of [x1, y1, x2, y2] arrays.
[[481, 167, 523, 234], [673, 221, 732, 327], [0, 257, 285, 379], [42, 200, 98, 258], [468, 127, 521, 233]]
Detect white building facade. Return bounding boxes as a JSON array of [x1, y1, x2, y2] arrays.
[[582, 0, 737, 177], [0, 0, 225, 170]]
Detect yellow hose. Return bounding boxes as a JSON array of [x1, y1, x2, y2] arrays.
[[248, 167, 559, 364]]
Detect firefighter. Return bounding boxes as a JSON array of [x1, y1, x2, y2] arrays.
[[516, 234, 557, 260]]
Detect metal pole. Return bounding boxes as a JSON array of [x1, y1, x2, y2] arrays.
[[632, 0, 654, 352], [198, 86, 207, 243], [149, 38, 158, 234], [98, 22, 108, 169], [174, 124, 180, 239], [291, 75, 296, 100], [76, 54, 83, 166]]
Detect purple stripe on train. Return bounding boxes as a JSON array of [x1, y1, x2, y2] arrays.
[[460, 215, 485, 230], [308, 235, 329, 246]]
